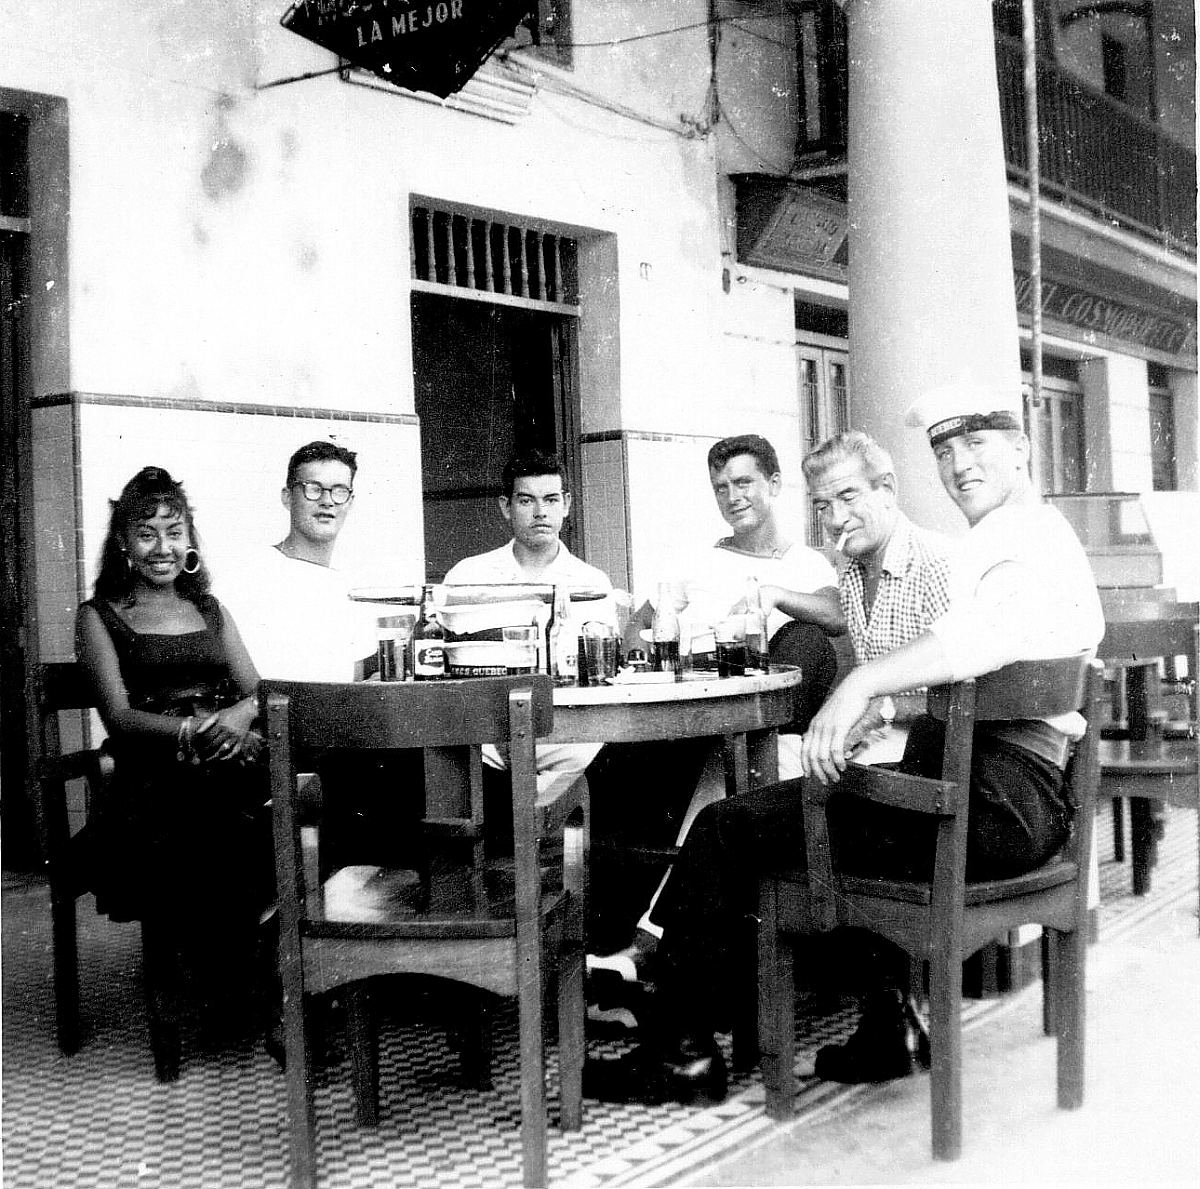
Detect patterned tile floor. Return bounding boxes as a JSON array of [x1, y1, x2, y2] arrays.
[[2, 803, 1195, 1189]]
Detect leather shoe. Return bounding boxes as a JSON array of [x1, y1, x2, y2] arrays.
[[814, 990, 930, 1084], [583, 1038, 728, 1106]]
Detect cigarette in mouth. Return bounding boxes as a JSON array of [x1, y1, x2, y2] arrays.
[[835, 528, 850, 553]]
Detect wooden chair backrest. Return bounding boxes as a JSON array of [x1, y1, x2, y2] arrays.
[[809, 656, 1101, 932], [934, 653, 1097, 887], [38, 661, 99, 715], [31, 661, 109, 892], [1100, 606, 1199, 664], [259, 675, 554, 751], [263, 676, 555, 927], [927, 654, 1092, 724]]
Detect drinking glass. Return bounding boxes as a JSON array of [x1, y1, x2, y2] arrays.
[[686, 622, 718, 675], [502, 625, 539, 675], [716, 617, 747, 678], [580, 622, 619, 686], [378, 615, 414, 681]]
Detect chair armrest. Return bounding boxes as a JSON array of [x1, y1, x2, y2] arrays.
[[831, 762, 961, 817], [891, 692, 928, 724], [799, 763, 959, 931], [38, 747, 113, 790]]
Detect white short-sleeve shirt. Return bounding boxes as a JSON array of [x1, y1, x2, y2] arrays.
[[674, 541, 837, 640], [217, 545, 377, 682]]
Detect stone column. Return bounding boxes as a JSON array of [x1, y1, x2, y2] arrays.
[[845, 0, 1022, 533]]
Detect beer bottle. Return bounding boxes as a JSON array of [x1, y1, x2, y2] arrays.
[[412, 584, 447, 680], [549, 585, 578, 685], [743, 576, 768, 675], [651, 582, 681, 679]]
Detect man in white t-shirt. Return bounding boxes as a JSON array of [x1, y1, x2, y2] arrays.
[[665, 433, 845, 725], [219, 441, 375, 682], [219, 441, 401, 872], [588, 435, 846, 990]]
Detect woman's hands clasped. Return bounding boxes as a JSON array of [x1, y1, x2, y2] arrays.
[[191, 699, 262, 765]]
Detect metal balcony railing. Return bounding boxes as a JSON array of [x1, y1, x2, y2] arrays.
[[792, 31, 1195, 256], [995, 35, 1196, 255]]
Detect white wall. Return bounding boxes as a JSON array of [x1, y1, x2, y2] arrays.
[[3, 0, 755, 621]]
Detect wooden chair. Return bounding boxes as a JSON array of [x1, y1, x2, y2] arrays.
[[1098, 614, 1198, 919], [263, 675, 588, 1189], [1099, 605, 1198, 739], [30, 661, 182, 1081], [757, 655, 1103, 1161]]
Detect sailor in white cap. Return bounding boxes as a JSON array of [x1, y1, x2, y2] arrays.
[[800, 375, 1103, 787], [583, 380, 1105, 1104], [903, 378, 1027, 526]]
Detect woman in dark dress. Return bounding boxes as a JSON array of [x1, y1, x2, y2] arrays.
[[76, 466, 273, 1027]]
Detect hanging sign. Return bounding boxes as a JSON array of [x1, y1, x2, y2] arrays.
[[281, 0, 533, 98], [1013, 269, 1197, 361]]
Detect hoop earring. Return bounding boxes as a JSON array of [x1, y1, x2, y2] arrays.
[[182, 548, 201, 575]]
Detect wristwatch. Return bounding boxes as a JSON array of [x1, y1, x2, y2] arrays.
[[878, 696, 896, 726]]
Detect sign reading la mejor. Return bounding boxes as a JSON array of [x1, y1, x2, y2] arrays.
[[281, 0, 529, 98]]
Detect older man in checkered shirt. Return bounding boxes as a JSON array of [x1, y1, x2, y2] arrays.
[[796, 430, 952, 763]]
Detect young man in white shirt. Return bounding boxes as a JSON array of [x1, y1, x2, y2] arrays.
[[219, 440, 376, 682], [220, 441, 402, 876], [584, 385, 1103, 1106], [445, 451, 618, 845], [445, 450, 615, 605]]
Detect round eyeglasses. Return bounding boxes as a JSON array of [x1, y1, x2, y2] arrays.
[[291, 481, 354, 505]]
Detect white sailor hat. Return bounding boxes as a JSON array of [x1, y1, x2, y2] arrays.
[[903, 378, 1024, 447]]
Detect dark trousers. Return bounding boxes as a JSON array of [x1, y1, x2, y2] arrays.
[[768, 620, 839, 733], [649, 715, 1072, 1037]]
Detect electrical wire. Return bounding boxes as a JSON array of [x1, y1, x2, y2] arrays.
[[716, 96, 795, 174], [551, 12, 791, 50], [561, 17, 715, 48]]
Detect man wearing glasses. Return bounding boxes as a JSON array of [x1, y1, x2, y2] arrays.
[[221, 440, 376, 682]]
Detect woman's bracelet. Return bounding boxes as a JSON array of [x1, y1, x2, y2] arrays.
[[176, 715, 197, 765]]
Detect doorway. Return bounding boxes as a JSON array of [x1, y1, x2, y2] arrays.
[[1, 185, 37, 869], [412, 291, 581, 581]]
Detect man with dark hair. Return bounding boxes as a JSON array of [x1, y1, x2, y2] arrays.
[[671, 432, 844, 719], [285, 439, 359, 490], [219, 439, 374, 681], [587, 433, 844, 988], [705, 432, 781, 480], [500, 447, 566, 499], [445, 449, 615, 593]]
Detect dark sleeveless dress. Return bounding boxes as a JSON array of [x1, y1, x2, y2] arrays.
[[82, 595, 272, 929]]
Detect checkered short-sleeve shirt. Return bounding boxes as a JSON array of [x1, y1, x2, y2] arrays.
[[839, 513, 952, 665]]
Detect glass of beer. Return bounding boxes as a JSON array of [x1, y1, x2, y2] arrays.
[[580, 621, 619, 686], [378, 615, 414, 681], [502, 625, 539, 675], [686, 622, 718, 675], [716, 617, 747, 678]]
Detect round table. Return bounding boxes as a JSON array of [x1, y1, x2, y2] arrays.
[[548, 665, 805, 794]]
